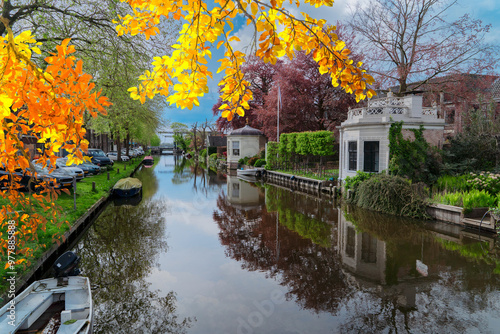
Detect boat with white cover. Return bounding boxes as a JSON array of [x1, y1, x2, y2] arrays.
[[0, 252, 92, 334]]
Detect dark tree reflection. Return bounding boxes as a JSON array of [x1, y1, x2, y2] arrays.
[[213, 186, 352, 315], [75, 200, 194, 333], [214, 181, 500, 332]]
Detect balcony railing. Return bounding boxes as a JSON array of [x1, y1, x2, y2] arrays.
[[347, 96, 439, 121]]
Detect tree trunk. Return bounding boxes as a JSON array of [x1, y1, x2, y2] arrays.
[[126, 131, 130, 157], [496, 135, 500, 169], [117, 133, 121, 161]]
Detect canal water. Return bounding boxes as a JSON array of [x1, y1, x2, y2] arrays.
[[73, 155, 500, 333]]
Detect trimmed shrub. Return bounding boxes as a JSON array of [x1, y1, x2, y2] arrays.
[[296, 132, 312, 156], [353, 174, 429, 218], [266, 142, 279, 169], [254, 159, 266, 167]]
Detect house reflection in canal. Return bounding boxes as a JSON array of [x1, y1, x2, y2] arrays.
[[215, 182, 500, 333], [226, 175, 264, 210]]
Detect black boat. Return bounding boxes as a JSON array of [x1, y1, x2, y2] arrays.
[[112, 177, 142, 197]]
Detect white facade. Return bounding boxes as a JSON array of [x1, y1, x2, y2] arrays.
[[227, 125, 266, 169], [338, 94, 445, 181]]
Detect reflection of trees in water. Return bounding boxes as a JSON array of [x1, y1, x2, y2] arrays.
[[214, 184, 500, 332], [172, 157, 225, 195], [135, 162, 160, 199], [337, 206, 500, 333], [265, 186, 336, 247], [213, 190, 352, 314], [75, 200, 194, 333]]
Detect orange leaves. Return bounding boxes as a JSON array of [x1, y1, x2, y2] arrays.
[[0, 25, 110, 259]]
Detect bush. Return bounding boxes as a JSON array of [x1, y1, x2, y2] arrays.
[[200, 149, 207, 158], [254, 159, 266, 167], [210, 153, 218, 159], [435, 174, 470, 193], [238, 158, 245, 165], [243, 156, 250, 165], [465, 172, 500, 194], [432, 189, 496, 212], [353, 174, 429, 218], [388, 121, 441, 184], [248, 156, 258, 166], [266, 142, 279, 169], [259, 148, 266, 160]]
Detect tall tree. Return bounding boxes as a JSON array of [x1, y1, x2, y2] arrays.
[[256, 51, 358, 140], [347, 0, 498, 94], [213, 56, 281, 132]]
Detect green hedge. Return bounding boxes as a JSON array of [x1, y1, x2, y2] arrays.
[[266, 142, 279, 169]]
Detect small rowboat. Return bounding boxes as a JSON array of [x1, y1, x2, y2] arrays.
[[142, 155, 154, 168], [112, 177, 142, 197], [0, 252, 93, 334]]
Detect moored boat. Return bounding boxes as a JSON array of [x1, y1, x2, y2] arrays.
[[0, 252, 93, 334], [112, 177, 142, 197], [142, 155, 154, 168], [236, 168, 266, 178]]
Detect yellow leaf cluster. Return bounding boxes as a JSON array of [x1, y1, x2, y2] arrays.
[[116, 0, 376, 120]]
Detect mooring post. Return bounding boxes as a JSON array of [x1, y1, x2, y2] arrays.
[[107, 172, 110, 180], [73, 176, 77, 211], [92, 181, 96, 192]]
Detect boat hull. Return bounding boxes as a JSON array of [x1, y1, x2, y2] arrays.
[[0, 276, 93, 334]]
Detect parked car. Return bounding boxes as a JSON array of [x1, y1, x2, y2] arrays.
[[0, 165, 32, 190], [27, 165, 74, 190], [108, 151, 130, 162], [122, 149, 138, 158], [86, 149, 113, 167], [56, 158, 99, 176], [33, 161, 85, 181]]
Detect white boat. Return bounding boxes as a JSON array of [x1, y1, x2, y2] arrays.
[[236, 168, 266, 178], [0, 253, 92, 334]]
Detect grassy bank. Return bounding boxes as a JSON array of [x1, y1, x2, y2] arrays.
[[0, 157, 145, 293], [274, 168, 338, 181]]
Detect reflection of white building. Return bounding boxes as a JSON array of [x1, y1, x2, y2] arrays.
[[337, 209, 417, 309], [227, 125, 267, 169], [226, 175, 263, 210], [338, 209, 387, 285], [338, 94, 445, 181]]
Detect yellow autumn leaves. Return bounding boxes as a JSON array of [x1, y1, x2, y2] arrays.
[[116, 0, 376, 120]]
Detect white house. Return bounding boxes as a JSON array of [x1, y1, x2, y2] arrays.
[[227, 125, 267, 169], [338, 93, 445, 181]]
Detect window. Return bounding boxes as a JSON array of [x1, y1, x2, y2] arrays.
[[348, 142, 357, 171], [361, 232, 377, 263], [232, 182, 240, 198], [346, 227, 356, 258], [363, 141, 379, 172], [233, 141, 240, 156]]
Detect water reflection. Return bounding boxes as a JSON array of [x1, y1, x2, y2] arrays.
[[214, 180, 350, 315], [74, 164, 194, 333], [215, 179, 500, 332]]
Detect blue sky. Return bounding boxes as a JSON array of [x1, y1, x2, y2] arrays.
[[162, 0, 500, 126]]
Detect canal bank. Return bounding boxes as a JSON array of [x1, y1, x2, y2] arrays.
[[0, 156, 152, 305]]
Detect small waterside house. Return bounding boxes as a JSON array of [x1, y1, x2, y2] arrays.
[[227, 125, 267, 169], [338, 93, 445, 181]]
